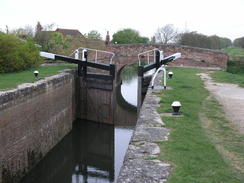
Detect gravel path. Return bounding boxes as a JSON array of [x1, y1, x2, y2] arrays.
[[199, 73, 244, 134]]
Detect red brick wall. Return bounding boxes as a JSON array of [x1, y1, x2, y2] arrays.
[[0, 71, 76, 183], [106, 44, 228, 70]]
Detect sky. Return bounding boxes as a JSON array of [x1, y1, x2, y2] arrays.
[[1, 0, 244, 41]]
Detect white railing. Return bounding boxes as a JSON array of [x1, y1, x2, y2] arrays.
[[138, 48, 160, 66], [70, 47, 115, 64], [151, 64, 167, 89]]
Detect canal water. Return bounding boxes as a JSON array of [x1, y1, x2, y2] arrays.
[[20, 64, 139, 183]]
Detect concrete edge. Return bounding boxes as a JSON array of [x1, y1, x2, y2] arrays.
[[117, 72, 171, 183]]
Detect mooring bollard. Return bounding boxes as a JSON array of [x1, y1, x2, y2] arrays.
[[168, 71, 173, 79], [171, 101, 181, 115], [34, 70, 39, 79]]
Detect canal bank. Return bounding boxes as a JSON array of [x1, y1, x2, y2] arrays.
[[117, 71, 171, 183]]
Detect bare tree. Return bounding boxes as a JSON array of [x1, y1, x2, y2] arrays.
[[151, 36, 156, 43], [11, 25, 34, 38], [154, 24, 178, 44], [43, 23, 56, 31]]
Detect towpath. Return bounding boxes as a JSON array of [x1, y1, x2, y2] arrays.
[[200, 72, 244, 134]]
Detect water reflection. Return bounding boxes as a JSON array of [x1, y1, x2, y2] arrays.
[[114, 127, 133, 180], [120, 64, 138, 106], [20, 120, 135, 183], [20, 120, 114, 183], [119, 63, 155, 107]]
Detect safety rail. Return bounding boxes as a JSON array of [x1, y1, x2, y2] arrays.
[[70, 47, 115, 64], [138, 48, 161, 66], [151, 65, 167, 89]]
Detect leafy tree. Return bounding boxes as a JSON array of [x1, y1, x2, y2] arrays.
[[178, 32, 232, 49], [209, 35, 232, 49], [154, 24, 178, 44], [219, 37, 232, 48], [48, 32, 72, 54], [34, 31, 51, 51], [178, 32, 211, 48], [34, 22, 49, 50], [0, 33, 43, 73], [234, 37, 244, 48], [87, 30, 102, 40], [34, 22, 58, 51], [112, 28, 149, 44]]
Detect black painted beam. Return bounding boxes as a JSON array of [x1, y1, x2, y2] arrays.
[[143, 63, 157, 72]]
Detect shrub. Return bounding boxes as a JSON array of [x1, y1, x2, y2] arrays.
[[0, 33, 43, 73], [227, 60, 244, 74]]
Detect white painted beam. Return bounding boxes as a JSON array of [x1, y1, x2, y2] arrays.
[[40, 51, 55, 60]]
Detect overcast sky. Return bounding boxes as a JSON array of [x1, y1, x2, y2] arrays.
[[1, 0, 244, 41]]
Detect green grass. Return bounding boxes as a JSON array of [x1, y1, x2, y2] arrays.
[[0, 64, 76, 90], [157, 67, 243, 183], [200, 96, 244, 175], [221, 48, 244, 74], [215, 48, 244, 84], [222, 48, 244, 61], [222, 47, 244, 56], [211, 71, 244, 87]]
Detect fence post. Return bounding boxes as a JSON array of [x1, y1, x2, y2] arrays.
[[137, 66, 144, 114], [77, 50, 82, 77], [109, 64, 115, 79], [155, 50, 160, 69], [78, 64, 82, 77], [82, 50, 88, 78]]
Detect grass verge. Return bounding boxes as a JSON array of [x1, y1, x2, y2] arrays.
[[200, 96, 244, 176], [222, 48, 244, 59], [211, 71, 244, 88], [221, 47, 244, 75], [157, 67, 243, 183], [0, 64, 76, 90]]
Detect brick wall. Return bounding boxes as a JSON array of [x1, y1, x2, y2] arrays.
[[0, 71, 76, 183], [106, 44, 228, 70]]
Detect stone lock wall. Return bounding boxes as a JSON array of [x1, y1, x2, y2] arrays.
[[106, 44, 228, 70], [0, 71, 76, 183]]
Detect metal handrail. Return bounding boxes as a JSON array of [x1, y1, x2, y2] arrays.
[[151, 64, 167, 89], [138, 48, 160, 66], [70, 47, 115, 64]]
